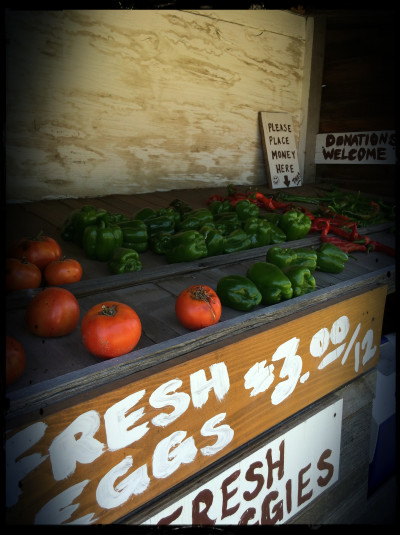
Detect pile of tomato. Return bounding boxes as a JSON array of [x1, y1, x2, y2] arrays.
[[6, 232, 222, 388]]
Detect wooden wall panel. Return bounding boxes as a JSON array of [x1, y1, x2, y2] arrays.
[[6, 10, 307, 202], [315, 11, 396, 198]]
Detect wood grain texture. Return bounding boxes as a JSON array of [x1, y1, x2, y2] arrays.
[[6, 10, 307, 202]]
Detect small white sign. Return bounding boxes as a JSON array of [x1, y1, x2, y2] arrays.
[[143, 399, 342, 525], [315, 131, 396, 165], [259, 111, 302, 189]]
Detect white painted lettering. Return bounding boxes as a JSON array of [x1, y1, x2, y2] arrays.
[[200, 413, 234, 456], [104, 389, 148, 451], [244, 360, 275, 397], [96, 456, 150, 509], [309, 327, 330, 357], [6, 422, 48, 508], [271, 338, 302, 405], [190, 362, 230, 409], [150, 379, 191, 427], [361, 328, 377, 365], [35, 479, 91, 524], [153, 431, 197, 479], [49, 410, 105, 481]]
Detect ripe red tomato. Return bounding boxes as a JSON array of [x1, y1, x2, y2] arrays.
[[9, 233, 62, 271], [6, 257, 42, 291], [44, 258, 83, 286], [25, 287, 80, 337], [175, 285, 221, 330], [81, 301, 142, 359], [6, 336, 26, 386]]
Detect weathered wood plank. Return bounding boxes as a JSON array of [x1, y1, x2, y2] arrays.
[[6, 10, 307, 202]]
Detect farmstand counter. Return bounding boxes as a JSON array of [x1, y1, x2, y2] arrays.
[[5, 185, 396, 525]]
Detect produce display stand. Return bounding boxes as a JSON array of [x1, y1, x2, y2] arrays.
[[5, 185, 395, 525]]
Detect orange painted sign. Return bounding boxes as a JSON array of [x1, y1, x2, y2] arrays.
[[5, 286, 386, 525]]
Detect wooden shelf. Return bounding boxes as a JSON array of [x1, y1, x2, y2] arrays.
[[6, 186, 395, 426]]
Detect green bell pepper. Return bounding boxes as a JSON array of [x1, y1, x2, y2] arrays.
[[243, 217, 271, 248], [316, 242, 349, 273], [101, 212, 129, 226], [282, 265, 316, 297], [223, 229, 251, 254], [108, 247, 142, 274], [266, 246, 298, 268], [266, 222, 287, 244], [293, 248, 318, 271], [61, 205, 108, 245], [259, 212, 283, 226], [216, 275, 262, 311], [214, 212, 241, 235], [156, 207, 181, 226], [146, 215, 176, 237], [169, 198, 192, 217], [208, 200, 232, 216], [199, 224, 225, 257], [82, 220, 123, 261], [247, 261, 293, 305], [165, 230, 207, 263], [149, 231, 173, 255], [119, 219, 148, 253], [279, 210, 312, 241], [266, 246, 318, 271], [134, 207, 157, 223], [177, 209, 213, 231], [234, 199, 260, 221]]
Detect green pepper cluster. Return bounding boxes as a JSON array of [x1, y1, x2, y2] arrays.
[[133, 199, 311, 263], [61, 205, 146, 274], [216, 245, 318, 311], [156, 199, 311, 262], [60, 198, 313, 271], [216, 242, 349, 312]]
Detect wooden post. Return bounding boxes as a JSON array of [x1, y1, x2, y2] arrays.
[[299, 15, 326, 184]]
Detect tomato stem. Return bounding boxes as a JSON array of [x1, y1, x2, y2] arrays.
[[99, 304, 118, 316], [33, 230, 44, 241], [190, 285, 216, 320]]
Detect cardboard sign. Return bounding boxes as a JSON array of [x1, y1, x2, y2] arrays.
[[143, 399, 342, 525], [5, 286, 386, 525], [259, 111, 302, 188], [315, 131, 397, 165]]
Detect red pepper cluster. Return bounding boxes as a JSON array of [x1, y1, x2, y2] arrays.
[[207, 186, 293, 212], [311, 215, 395, 256], [207, 186, 395, 258]]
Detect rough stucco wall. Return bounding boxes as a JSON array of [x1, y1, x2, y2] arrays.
[[6, 10, 306, 202]]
